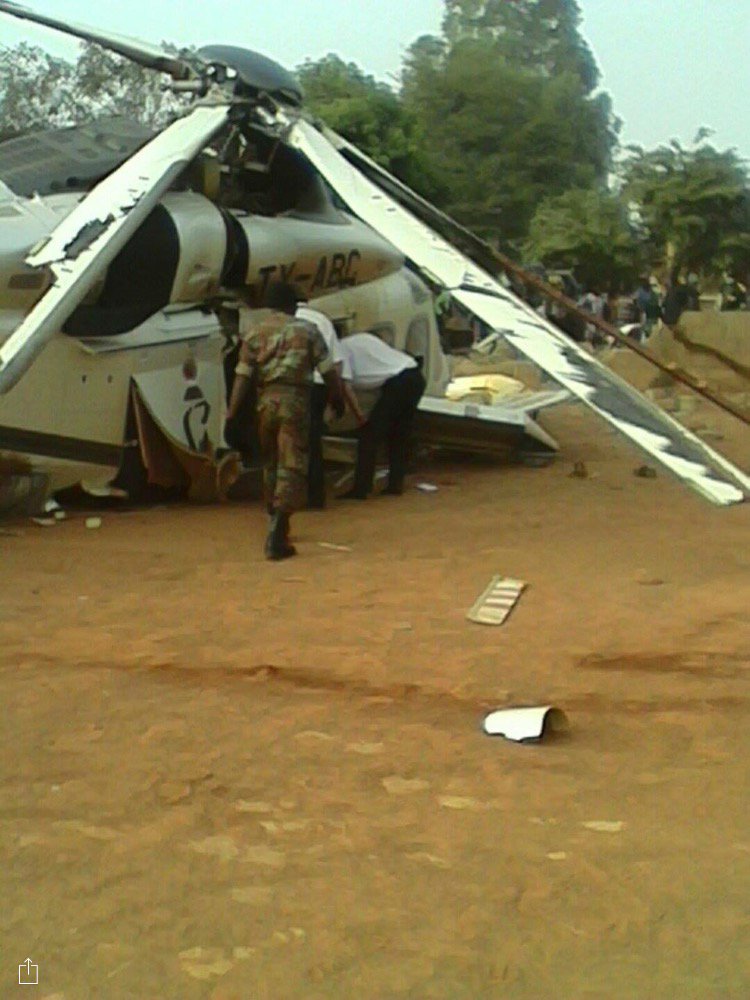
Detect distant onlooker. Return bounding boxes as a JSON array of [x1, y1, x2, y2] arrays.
[[661, 272, 689, 327], [603, 291, 618, 325], [634, 276, 661, 336], [720, 272, 744, 311], [686, 273, 701, 311], [579, 287, 605, 344]]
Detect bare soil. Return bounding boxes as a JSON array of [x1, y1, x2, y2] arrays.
[[1, 404, 749, 999]]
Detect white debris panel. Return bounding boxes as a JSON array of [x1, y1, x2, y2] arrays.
[[0, 105, 229, 396], [289, 119, 749, 507]]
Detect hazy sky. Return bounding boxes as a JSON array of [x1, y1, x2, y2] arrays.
[[2, 0, 748, 158]]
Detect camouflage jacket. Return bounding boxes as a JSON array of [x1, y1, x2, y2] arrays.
[[237, 309, 333, 389]]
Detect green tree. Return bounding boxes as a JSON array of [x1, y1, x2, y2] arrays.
[[297, 54, 443, 199], [401, 33, 616, 244], [0, 40, 187, 138], [442, 0, 600, 94], [0, 43, 81, 139], [74, 42, 189, 127], [622, 139, 750, 274], [523, 187, 641, 288]]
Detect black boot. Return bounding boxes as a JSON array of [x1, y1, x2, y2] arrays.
[[280, 512, 297, 557], [265, 511, 296, 560]]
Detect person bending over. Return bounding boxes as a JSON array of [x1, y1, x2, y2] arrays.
[[338, 332, 425, 500]]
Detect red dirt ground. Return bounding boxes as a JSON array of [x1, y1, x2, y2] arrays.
[[1, 404, 749, 999]]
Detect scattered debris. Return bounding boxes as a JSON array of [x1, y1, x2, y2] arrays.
[[0, 527, 23, 537], [31, 517, 57, 527], [547, 852, 568, 861], [241, 844, 286, 868], [317, 541, 352, 552], [157, 782, 191, 805], [406, 851, 452, 869], [467, 576, 526, 626], [260, 819, 311, 834], [294, 730, 336, 742], [382, 776, 430, 795], [437, 795, 489, 811], [188, 836, 239, 861], [345, 741, 384, 755], [416, 482, 439, 493], [582, 820, 625, 833], [85, 517, 102, 529], [483, 706, 568, 743], [569, 461, 589, 478], [178, 947, 232, 981], [234, 800, 274, 814], [634, 465, 657, 478], [232, 946, 257, 959], [44, 499, 66, 521]]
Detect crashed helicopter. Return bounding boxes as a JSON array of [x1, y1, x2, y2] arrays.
[[0, 0, 747, 513]]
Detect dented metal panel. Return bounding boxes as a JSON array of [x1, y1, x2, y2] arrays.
[[0, 105, 229, 396], [289, 119, 748, 506], [417, 394, 560, 456], [76, 308, 223, 355]]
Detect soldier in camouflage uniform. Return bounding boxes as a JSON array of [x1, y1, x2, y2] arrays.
[[226, 282, 344, 560]]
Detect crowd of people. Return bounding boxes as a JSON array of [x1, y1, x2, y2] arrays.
[[225, 281, 426, 561], [536, 268, 748, 347]]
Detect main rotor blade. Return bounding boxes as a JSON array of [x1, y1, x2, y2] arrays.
[[289, 119, 749, 507], [0, 0, 196, 79], [0, 105, 229, 395]]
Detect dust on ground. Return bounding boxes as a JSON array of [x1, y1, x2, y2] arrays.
[[1, 404, 749, 999]]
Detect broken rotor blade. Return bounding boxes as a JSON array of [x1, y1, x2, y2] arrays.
[[0, 105, 229, 396], [0, 0, 196, 79], [288, 119, 749, 507]]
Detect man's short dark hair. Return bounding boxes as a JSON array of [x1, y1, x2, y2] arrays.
[[264, 281, 300, 314]]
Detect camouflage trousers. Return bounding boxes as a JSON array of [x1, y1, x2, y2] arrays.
[[257, 384, 310, 514]]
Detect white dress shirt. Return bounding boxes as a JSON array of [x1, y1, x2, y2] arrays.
[[296, 305, 343, 385], [339, 333, 417, 390]]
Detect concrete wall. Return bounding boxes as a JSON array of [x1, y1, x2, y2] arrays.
[[604, 312, 750, 395]]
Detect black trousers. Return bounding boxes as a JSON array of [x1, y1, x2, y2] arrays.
[[353, 367, 426, 496], [307, 382, 329, 507]]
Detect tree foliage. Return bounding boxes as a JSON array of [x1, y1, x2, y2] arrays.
[[0, 41, 187, 140], [401, 31, 616, 244], [0, 43, 81, 139], [622, 140, 750, 274], [523, 187, 641, 288], [297, 54, 444, 199], [442, 0, 600, 94]]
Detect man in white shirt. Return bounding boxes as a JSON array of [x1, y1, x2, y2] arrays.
[[295, 299, 345, 508], [338, 332, 426, 499]]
